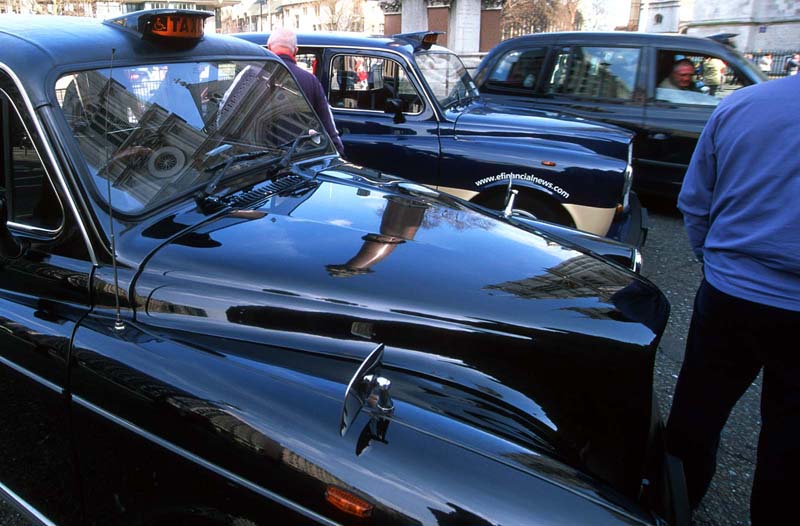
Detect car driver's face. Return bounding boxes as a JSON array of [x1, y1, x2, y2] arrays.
[[673, 65, 694, 89]]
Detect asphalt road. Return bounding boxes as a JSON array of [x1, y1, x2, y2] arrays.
[[0, 198, 760, 526], [641, 195, 759, 526]]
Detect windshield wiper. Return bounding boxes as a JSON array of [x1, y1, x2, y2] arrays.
[[194, 132, 327, 213], [194, 148, 283, 212]]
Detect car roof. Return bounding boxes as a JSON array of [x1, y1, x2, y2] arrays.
[[233, 31, 451, 56], [0, 14, 269, 106], [496, 31, 734, 51]]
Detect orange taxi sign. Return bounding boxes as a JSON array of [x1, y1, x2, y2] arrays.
[[105, 10, 212, 46], [150, 14, 204, 39]]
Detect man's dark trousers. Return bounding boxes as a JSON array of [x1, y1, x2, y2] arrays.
[[666, 279, 800, 524]]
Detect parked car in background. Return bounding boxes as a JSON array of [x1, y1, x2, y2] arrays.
[[235, 31, 646, 247], [0, 10, 687, 526], [474, 32, 766, 198]]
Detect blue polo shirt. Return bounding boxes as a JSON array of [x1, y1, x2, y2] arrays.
[[678, 74, 800, 311]]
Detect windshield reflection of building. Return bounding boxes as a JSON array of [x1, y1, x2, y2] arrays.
[[62, 65, 318, 209], [326, 195, 428, 277]]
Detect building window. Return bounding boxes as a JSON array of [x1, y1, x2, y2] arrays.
[[654, 14, 663, 25], [295, 14, 300, 28]]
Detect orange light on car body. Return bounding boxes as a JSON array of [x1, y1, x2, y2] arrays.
[[541, 160, 557, 167], [325, 486, 373, 518]]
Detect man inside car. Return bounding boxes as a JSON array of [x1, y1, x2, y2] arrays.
[[659, 59, 699, 91]]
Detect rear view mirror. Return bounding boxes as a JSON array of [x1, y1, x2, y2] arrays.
[[384, 98, 405, 124]]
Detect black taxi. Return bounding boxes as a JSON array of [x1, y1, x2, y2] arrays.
[[234, 31, 646, 247], [0, 10, 685, 526], [474, 32, 766, 197]]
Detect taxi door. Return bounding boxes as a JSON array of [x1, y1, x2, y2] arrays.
[[306, 47, 441, 185], [0, 72, 91, 525]]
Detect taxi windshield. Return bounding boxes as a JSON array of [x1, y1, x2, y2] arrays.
[[56, 60, 334, 214], [415, 51, 479, 108]]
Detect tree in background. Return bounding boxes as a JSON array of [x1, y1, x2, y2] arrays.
[[501, 0, 582, 40], [1, 0, 98, 16], [319, 0, 365, 31]]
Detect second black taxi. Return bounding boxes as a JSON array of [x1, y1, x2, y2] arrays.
[[234, 31, 646, 247]]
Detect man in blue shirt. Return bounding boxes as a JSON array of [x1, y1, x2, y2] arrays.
[[267, 29, 345, 156], [667, 73, 800, 525]]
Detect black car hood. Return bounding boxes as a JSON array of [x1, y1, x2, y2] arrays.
[[452, 101, 632, 160], [134, 165, 667, 494]]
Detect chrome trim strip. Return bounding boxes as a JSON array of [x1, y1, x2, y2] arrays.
[[0, 480, 57, 526], [0, 87, 65, 237], [297, 44, 439, 119], [7, 220, 61, 236], [632, 247, 643, 274], [0, 353, 62, 394], [0, 62, 98, 265], [73, 396, 343, 526]]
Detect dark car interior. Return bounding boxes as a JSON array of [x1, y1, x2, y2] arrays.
[[325, 54, 423, 114]]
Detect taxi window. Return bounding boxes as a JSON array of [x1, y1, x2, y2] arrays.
[[55, 60, 334, 215], [328, 55, 423, 114], [487, 48, 547, 90], [548, 46, 640, 100], [295, 52, 319, 76], [0, 92, 63, 231], [654, 50, 753, 106]]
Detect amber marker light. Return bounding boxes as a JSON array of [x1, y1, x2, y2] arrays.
[[325, 486, 373, 518], [541, 160, 557, 167], [422, 33, 439, 47]]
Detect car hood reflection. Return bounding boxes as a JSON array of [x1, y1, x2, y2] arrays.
[[140, 172, 658, 346], [133, 167, 668, 495]]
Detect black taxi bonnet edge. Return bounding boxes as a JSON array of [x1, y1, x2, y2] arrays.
[[0, 10, 685, 526]]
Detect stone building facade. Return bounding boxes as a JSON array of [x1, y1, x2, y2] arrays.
[[637, 0, 693, 33], [636, 0, 800, 51], [380, 0, 503, 54], [685, 0, 800, 51]]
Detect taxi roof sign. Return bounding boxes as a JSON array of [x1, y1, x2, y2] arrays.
[[106, 9, 212, 45], [393, 31, 445, 51]]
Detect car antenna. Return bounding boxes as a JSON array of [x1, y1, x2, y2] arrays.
[[104, 48, 125, 332]]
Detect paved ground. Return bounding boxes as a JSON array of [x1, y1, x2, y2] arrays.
[[0, 198, 760, 526], [641, 195, 759, 526]]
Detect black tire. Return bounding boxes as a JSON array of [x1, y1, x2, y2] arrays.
[[474, 190, 575, 228]]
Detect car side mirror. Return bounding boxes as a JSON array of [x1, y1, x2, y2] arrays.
[[384, 98, 405, 124], [0, 195, 28, 259]]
